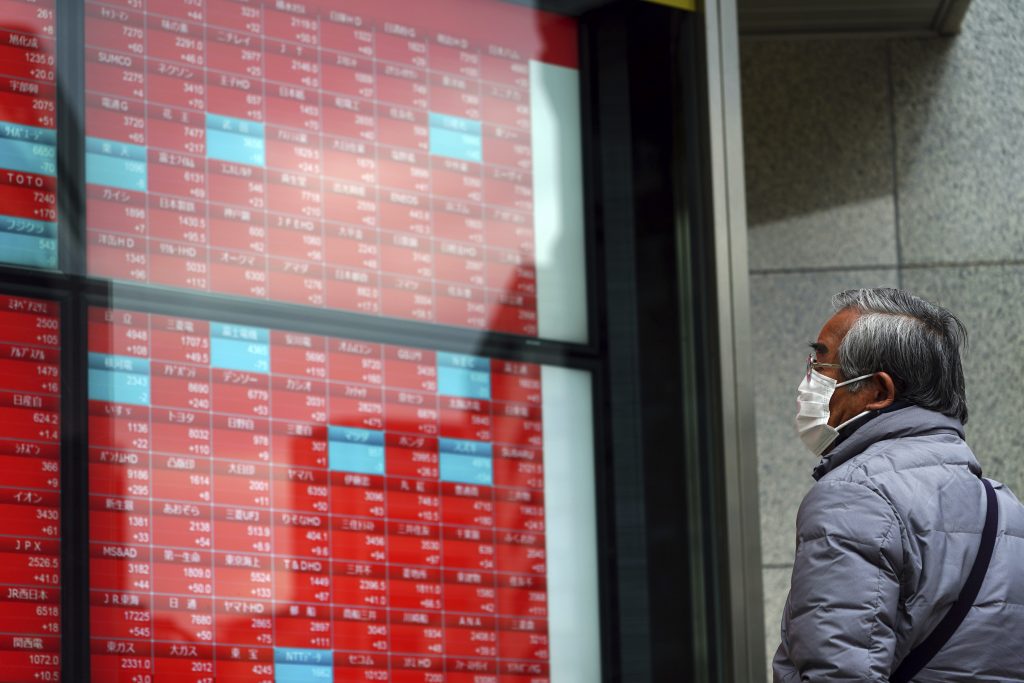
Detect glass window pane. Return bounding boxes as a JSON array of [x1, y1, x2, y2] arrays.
[[87, 305, 600, 680], [83, 0, 587, 341]]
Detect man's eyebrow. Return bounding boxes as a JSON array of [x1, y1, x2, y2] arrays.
[[808, 341, 828, 355]]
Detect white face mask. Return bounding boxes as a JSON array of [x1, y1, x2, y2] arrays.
[[796, 368, 875, 456]]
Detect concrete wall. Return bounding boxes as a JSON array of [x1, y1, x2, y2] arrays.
[[740, 1, 1024, 676]]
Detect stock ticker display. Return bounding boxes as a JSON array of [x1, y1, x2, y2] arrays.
[[85, 0, 578, 335], [0, 0, 58, 269], [89, 307, 549, 682], [0, 295, 61, 682]]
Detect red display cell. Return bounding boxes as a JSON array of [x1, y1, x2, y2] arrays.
[[212, 368, 270, 417], [147, 107, 206, 156], [328, 340, 382, 384], [0, 32, 55, 84], [147, 149, 206, 200], [324, 136, 376, 185], [387, 485, 440, 524], [499, 585, 548, 618], [150, 406, 211, 455], [332, 611, 389, 653], [377, 106, 429, 152], [207, 71, 265, 122], [0, 78, 55, 129], [319, 15, 373, 57], [146, 23, 204, 71], [483, 123, 532, 170], [483, 89, 531, 131], [86, 50, 146, 102], [377, 68, 428, 110], [493, 446, 543, 489], [380, 232, 433, 279], [384, 391, 439, 437], [268, 257, 326, 307], [147, 61, 206, 112], [211, 414, 271, 464], [86, 93, 145, 144], [267, 220, 324, 264], [88, 404, 150, 451], [212, 459, 271, 509], [263, 3, 318, 46], [207, 29, 263, 77], [385, 435, 438, 479], [321, 52, 375, 99], [207, 161, 266, 212], [330, 472, 387, 518], [378, 147, 430, 194], [150, 242, 210, 291], [481, 53, 529, 89], [1, 0, 55, 36], [486, 169, 533, 212], [321, 93, 375, 141], [389, 576, 442, 612], [331, 563, 387, 608], [433, 158, 484, 203], [87, 185, 147, 234], [381, 279, 435, 323], [432, 41, 482, 79], [0, 449, 59, 491], [432, 80, 482, 121], [265, 169, 321, 216], [266, 84, 321, 133], [325, 223, 379, 270], [376, 29, 427, 70], [441, 483, 495, 527], [433, 198, 485, 245], [206, 0, 263, 35], [266, 127, 322, 175]]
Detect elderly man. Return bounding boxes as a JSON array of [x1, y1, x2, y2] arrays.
[[773, 288, 1024, 682]]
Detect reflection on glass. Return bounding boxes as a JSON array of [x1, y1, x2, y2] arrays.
[[84, 0, 585, 339], [0, 295, 61, 681], [0, 1, 58, 268], [88, 307, 560, 681]]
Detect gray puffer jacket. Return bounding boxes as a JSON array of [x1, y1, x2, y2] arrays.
[[773, 405, 1024, 682]]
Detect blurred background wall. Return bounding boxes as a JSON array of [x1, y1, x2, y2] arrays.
[[739, 0, 1024, 675]]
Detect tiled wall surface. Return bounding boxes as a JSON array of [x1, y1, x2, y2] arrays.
[[741, 2, 1024, 677]]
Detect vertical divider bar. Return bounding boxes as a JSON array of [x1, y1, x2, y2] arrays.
[[60, 290, 90, 681], [57, 0, 90, 678], [57, 0, 86, 276]]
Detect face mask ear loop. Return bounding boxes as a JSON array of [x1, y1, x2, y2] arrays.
[[835, 372, 876, 389]]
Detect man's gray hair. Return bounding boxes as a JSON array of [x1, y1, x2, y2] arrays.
[[831, 288, 969, 424]]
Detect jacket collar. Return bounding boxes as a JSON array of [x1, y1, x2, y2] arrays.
[[812, 404, 971, 481]]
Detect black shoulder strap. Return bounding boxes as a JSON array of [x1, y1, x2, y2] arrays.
[[891, 478, 998, 683]]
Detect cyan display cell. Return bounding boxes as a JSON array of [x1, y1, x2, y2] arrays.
[[207, 129, 266, 166], [327, 425, 386, 445], [436, 352, 489, 370], [88, 368, 151, 406], [0, 233, 57, 268], [328, 441, 385, 474], [88, 353, 151, 374], [438, 366, 491, 399], [273, 648, 332, 682], [210, 322, 270, 342], [429, 125, 483, 163], [0, 216, 58, 239], [440, 452, 493, 485], [439, 437, 493, 458], [85, 138, 147, 191], [0, 137, 56, 177], [207, 114, 266, 166], [0, 121, 57, 146], [210, 337, 271, 373]]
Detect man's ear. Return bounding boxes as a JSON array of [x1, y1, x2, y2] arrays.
[[865, 372, 895, 411]]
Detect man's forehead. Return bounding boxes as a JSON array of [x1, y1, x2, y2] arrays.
[[813, 308, 860, 356]]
